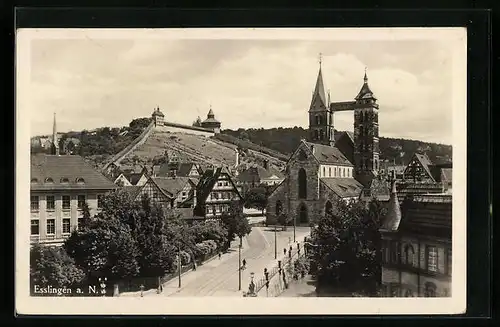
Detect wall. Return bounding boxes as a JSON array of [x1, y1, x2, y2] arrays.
[[157, 124, 214, 138]]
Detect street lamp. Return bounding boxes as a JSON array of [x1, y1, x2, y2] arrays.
[[274, 222, 277, 259], [178, 243, 182, 288], [238, 242, 242, 291]]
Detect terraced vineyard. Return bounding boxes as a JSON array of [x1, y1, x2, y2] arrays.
[[123, 130, 286, 168]]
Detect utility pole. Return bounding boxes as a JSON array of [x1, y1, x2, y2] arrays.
[[274, 223, 277, 259], [178, 242, 182, 288], [238, 239, 242, 291], [293, 216, 296, 243]]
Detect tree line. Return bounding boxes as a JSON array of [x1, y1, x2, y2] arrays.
[[30, 189, 251, 294], [222, 127, 452, 165]]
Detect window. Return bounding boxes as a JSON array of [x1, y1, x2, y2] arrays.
[[329, 167, 331, 177], [97, 194, 103, 208], [45, 178, 54, 184], [76, 178, 85, 184], [334, 167, 337, 177], [46, 219, 55, 235], [62, 218, 71, 234], [30, 220, 39, 235], [426, 246, 438, 272], [60, 177, 69, 184], [424, 282, 437, 297], [46, 195, 55, 210], [322, 167, 326, 176], [62, 195, 71, 210], [31, 178, 38, 184], [30, 196, 39, 211], [181, 191, 187, 197], [298, 168, 307, 199], [446, 248, 452, 276], [77, 195, 86, 209]]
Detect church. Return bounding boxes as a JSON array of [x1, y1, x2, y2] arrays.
[[266, 58, 390, 226]]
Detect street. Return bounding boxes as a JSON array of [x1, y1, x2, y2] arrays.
[[120, 226, 310, 297]]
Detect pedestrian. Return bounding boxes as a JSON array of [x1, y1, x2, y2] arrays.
[[242, 259, 246, 268], [284, 248, 287, 256], [218, 252, 222, 260]]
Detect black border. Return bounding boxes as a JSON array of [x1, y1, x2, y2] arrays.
[[5, 6, 492, 323]]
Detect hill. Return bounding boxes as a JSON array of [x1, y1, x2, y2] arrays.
[[222, 127, 452, 165]]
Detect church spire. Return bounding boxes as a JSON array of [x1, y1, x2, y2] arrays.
[[355, 67, 377, 101], [52, 112, 59, 156], [309, 54, 327, 111]]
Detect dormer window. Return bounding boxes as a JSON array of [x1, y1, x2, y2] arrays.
[[60, 177, 69, 184], [76, 178, 85, 184], [30, 178, 38, 184], [45, 178, 54, 184]]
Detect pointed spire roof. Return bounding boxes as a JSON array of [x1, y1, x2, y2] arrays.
[[52, 112, 59, 155], [309, 61, 327, 112], [380, 180, 402, 231], [355, 68, 377, 101]]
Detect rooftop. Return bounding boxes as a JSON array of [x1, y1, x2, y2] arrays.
[[31, 154, 118, 191], [320, 177, 363, 198], [302, 140, 353, 166]]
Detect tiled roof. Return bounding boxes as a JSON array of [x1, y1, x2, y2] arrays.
[[399, 195, 452, 238], [320, 178, 363, 198], [176, 163, 199, 177], [152, 177, 191, 196], [355, 73, 377, 101], [237, 165, 284, 183], [31, 154, 118, 191], [302, 140, 353, 166]]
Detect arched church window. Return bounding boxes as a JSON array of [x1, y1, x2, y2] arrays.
[[298, 168, 307, 199], [316, 115, 321, 125]]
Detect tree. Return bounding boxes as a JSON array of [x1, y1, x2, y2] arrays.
[[221, 200, 252, 249], [80, 201, 92, 229], [310, 198, 382, 296], [30, 244, 86, 290], [244, 187, 268, 213], [64, 216, 141, 283], [190, 220, 228, 249], [192, 116, 202, 127]]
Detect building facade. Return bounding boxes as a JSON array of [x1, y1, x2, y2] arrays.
[[194, 167, 242, 219], [379, 182, 452, 297], [30, 154, 117, 245]]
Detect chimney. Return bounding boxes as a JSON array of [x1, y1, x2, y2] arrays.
[[263, 159, 269, 170]]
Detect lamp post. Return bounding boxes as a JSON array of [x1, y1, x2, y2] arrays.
[[274, 223, 277, 259], [178, 243, 182, 288], [293, 215, 296, 243], [238, 241, 242, 291]]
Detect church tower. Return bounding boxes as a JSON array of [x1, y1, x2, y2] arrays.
[[51, 112, 59, 156], [353, 69, 380, 183], [308, 54, 334, 146]]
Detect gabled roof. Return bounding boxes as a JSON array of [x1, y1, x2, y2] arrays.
[[237, 165, 285, 183], [320, 177, 363, 198], [202, 108, 221, 124], [195, 167, 241, 204], [412, 152, 435, 182], [177, 163, 200, 177], [31, 154, 118, 191], [152, 177, 192, 196], [124, 172, 146, 185], [301, 140, 353, 166], [309, 67, 327, 112]]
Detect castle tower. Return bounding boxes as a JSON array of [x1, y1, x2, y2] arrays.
[[200, 105, 221, 133], [308, 54, 334, 146], [51, 112, 59, 156], [353, 69, 380, 183], [151, 106, 165, 127]]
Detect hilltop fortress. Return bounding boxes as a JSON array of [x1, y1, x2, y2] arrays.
[[151, 106, 222, 137]]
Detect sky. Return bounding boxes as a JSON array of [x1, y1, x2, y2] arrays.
[[24, 30, 460, 145]]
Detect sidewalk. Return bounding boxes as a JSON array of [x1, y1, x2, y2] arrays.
[[119, 236, 250, 297]]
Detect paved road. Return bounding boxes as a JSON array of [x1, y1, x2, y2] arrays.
[[163, 226, 311, 297]]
